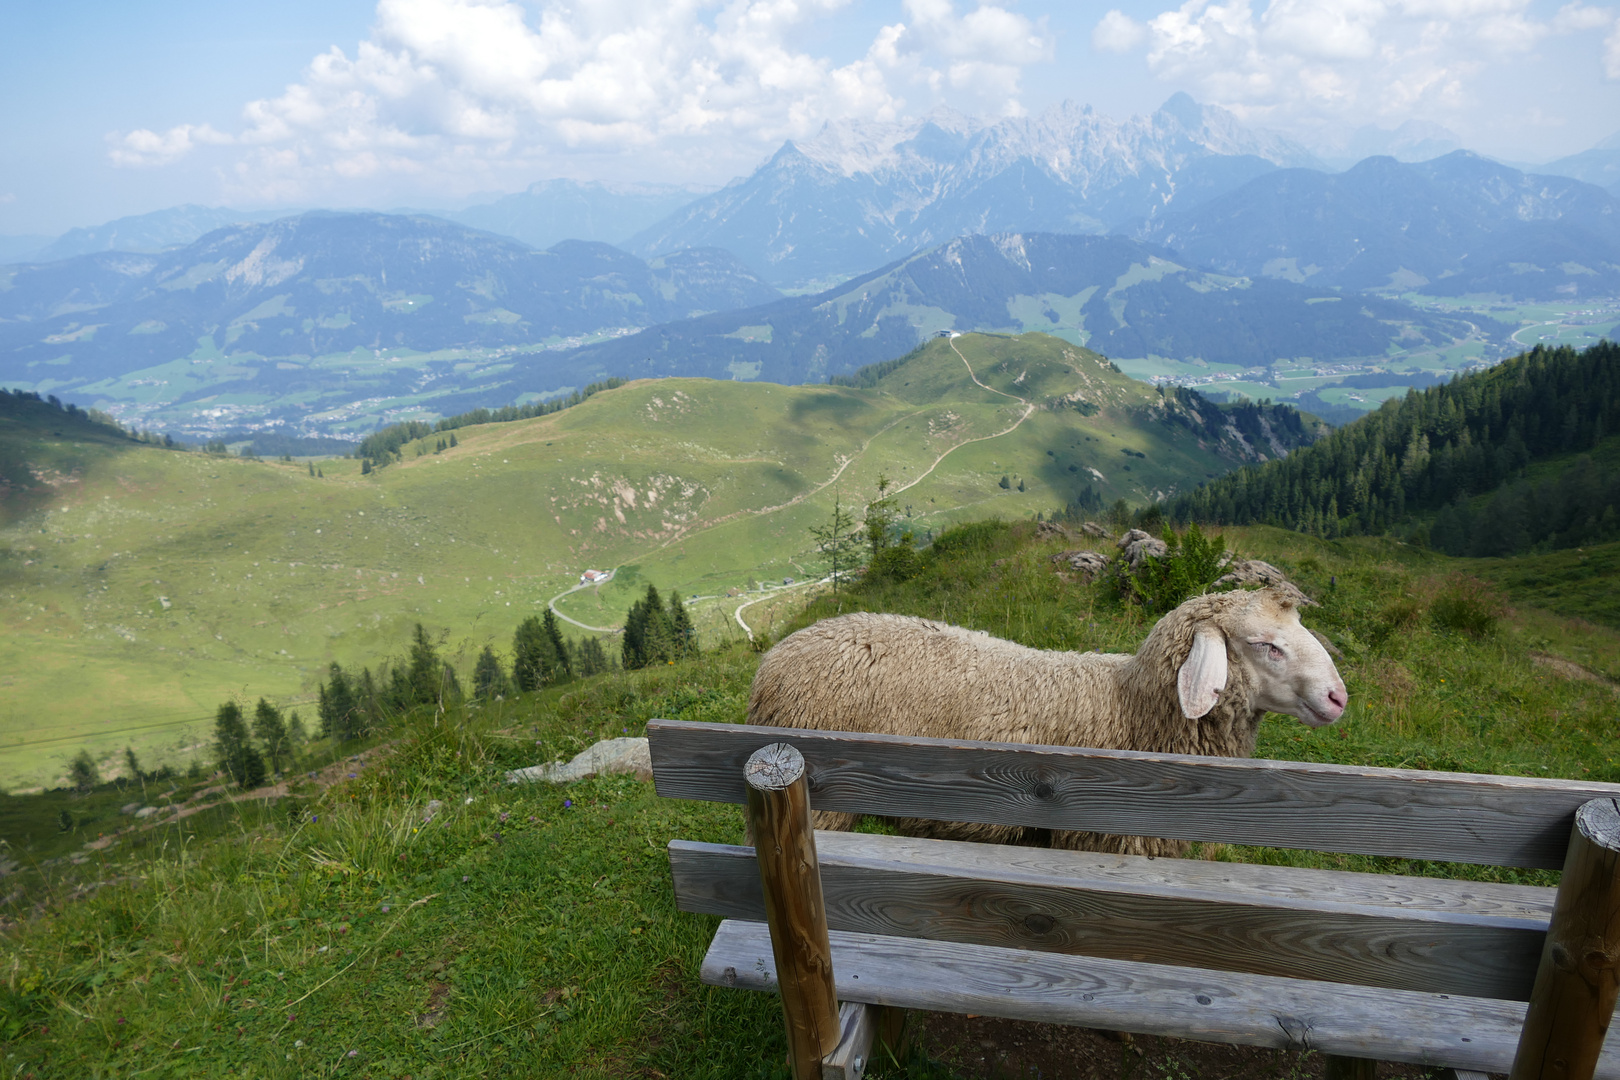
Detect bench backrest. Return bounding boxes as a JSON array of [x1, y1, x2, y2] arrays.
[[648, 718, 1620, 870]]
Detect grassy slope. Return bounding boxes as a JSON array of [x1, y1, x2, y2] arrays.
[[1, 333, 1273, 789], [4, 520, 1620, 1078]]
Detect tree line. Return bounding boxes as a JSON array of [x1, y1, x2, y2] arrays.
[[354, 377, 627, 468], [1167, 342, 1620, 552]]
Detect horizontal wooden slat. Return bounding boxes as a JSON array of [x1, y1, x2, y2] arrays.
[[700, 919, 1620, 1076], [671, 832, 1550, 1000], [649, 719, 1620, 868]]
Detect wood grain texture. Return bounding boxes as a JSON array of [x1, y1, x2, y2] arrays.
[[699, 919, 1620, 1077], [746, 743, 841, 1080], [821, 1002, 877, 1080], [1511, 798, 1620, 1080], [650, 719, 1620, 869], [669, 833, 1550, 1000]]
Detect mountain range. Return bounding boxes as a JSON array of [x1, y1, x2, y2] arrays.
[[544, 231, 1488, 387], [1145, 151, 1620, 298], [0, 216, 1491, 438], [0, 213, 778, 435], [625, 94, 1320, 288]]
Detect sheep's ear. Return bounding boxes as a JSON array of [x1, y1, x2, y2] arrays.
[[1177, 627, 1228, 720]]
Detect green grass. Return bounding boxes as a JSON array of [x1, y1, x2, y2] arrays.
[[0, 334, 1288, 790], [5, 517, 1620, 1076]]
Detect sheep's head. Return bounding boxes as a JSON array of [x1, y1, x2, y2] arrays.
[[1175, 587, 1348, 727]]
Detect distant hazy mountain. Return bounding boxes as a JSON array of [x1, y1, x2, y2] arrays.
[[1144, 151, 1620, 298], [540, 232, 1481, 387], [442, 179, 709, 250], [0, 211, 779, 393], [626, 94, 1321, 288], [1317, 121, 1461, 170], [1540, 130, 1620, 197], [28, 205, 295, 261]]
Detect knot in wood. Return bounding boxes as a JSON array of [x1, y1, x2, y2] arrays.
[[1023, 913, 1055, 935], [1033, 781, 1056, 800], [745, 742, 805, 791]]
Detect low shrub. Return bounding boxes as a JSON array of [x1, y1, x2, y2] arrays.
[[1431, 574, 1509, 638]]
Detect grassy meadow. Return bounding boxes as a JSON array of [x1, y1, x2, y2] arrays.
[[3, 517, 1620, 1078], [1, 333, 1277, 791]]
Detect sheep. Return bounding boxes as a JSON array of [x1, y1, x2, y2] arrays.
[[746, 585, 1348, 857]]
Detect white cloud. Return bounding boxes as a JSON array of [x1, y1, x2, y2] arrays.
[[1094, 0, 1620, 134], [109, 0, 1053, 197], [1093, 10, 1148, 52], [107, 123, 232, 167]]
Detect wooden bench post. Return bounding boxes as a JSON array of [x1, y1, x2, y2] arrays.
[[745, 743, 841, 1080], [1511, 797, 1620, 1080]]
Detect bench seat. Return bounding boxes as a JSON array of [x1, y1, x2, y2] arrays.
[[701, 919, 1620, 1076]]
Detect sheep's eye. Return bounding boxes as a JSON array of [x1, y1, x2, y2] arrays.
[[1253, 641, 1283, 661]]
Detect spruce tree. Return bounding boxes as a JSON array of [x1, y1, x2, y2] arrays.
[[541, 609, 572, 682], [576, 636, 609, 676], [123, 746, 142, 782], [319, 663, 359, 741], [512, 616, 548, 692], [68, 749, 100, 792], [286, 710, 308, 745], [810, 493, 859, 593], [473, 645, 509, 700], [620, 601, 648, 670], [253, 698, 291, 774], [623, 585, 676, 669], [669, 591, 698, 657], [405, 623, 445, 707], [214, 701, 266, 789]]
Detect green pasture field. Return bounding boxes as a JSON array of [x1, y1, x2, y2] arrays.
[[1, 333, 1265, 791], [4, 518, 1620, 1078]]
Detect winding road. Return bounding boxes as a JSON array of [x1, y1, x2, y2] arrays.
[[544, 337, 1039, 635]]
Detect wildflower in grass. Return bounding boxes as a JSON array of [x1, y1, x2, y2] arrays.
[[564, 799, 573, 808], [461, 875, 468, 882], [499, 811, 510, 822], [381, 905, 390, 912], [349, 1049, 359, 1057]]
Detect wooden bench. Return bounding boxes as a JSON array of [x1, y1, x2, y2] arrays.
[[648, 718, 1620, 1080]]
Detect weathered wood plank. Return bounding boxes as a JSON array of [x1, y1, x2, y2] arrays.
[[821, 1001, 877, 1080], [649, 719, 1620, 868], [700, 919, 1620, 1076], [670, 833, 1549, 1000]]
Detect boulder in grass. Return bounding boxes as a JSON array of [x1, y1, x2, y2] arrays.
[[506, 737, 652, 785], [134, 806, 159, 819], [1052, 550, 1110, 580], [1217, 558, 1316, 606], [1117, 528, 1168, 568], [1079, 522, 1111, 539]]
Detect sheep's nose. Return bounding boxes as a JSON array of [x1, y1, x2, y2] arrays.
[[1326, 687, 1347, 714]]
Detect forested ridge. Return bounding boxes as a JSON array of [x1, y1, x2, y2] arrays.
[[1170, 341, 1620, 553]]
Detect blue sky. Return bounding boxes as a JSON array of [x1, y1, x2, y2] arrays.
[[4, 0, 1619, 235]]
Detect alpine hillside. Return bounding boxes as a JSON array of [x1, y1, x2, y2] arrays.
[[0, 332, 1322, 789]]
